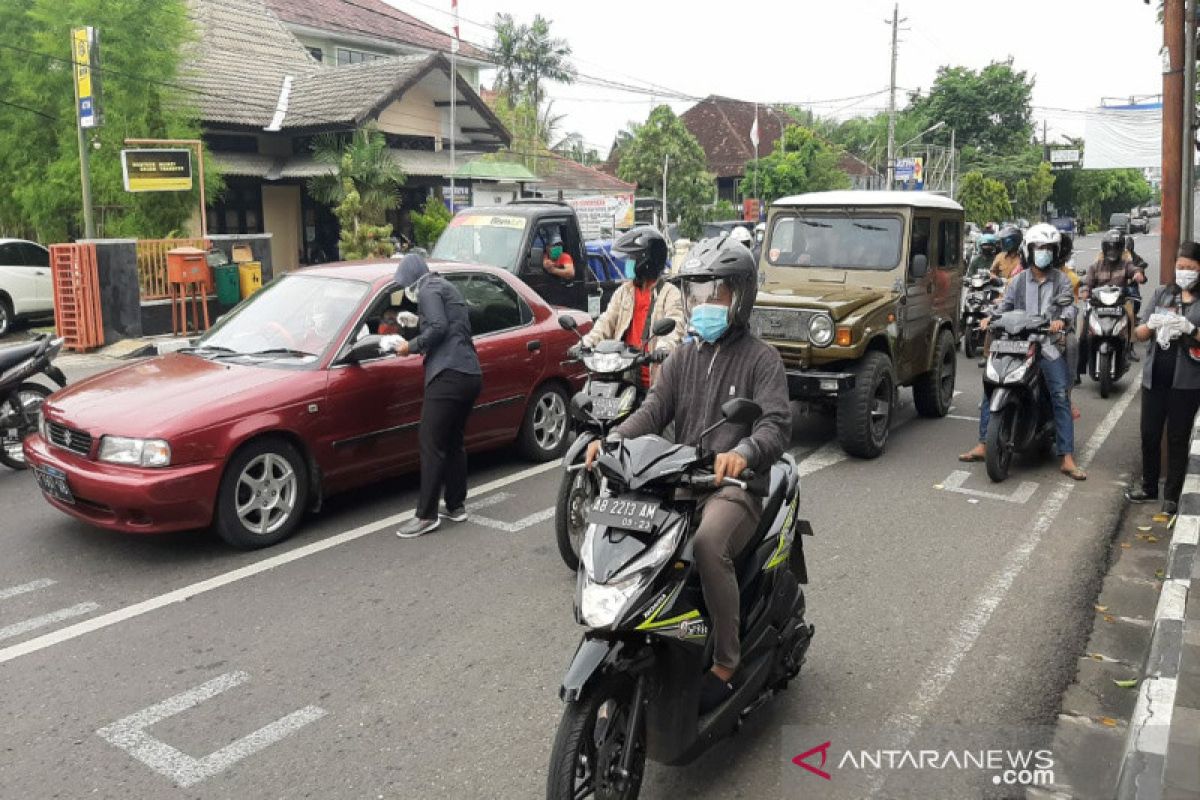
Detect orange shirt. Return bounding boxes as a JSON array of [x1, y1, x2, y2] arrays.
[[624, 282, 654, 386]]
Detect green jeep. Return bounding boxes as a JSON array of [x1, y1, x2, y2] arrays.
[[752, 191, 964, 458]]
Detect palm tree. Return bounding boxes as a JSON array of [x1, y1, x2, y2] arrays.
[[307, 127, 405, 259], [489, 13, 527, 106], [521, 15, 575, 107]]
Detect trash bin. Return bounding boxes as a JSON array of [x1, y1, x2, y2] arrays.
[[238, 261, 263, 299], [214, 264, 241, 306]]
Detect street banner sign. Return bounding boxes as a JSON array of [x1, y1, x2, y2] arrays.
[[567, 194, 635, 239], [71, 27, 102, 129], [121, 149, 193, 192], [1050, 149, 1080, 164], [895, 157, 924, 189]]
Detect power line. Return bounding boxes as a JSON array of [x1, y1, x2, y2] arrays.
[[0, 98, 55, 121]]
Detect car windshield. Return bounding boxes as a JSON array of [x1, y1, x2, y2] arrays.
[[431, 213, 529, 271], [193, 274, 369, 364], [766, 213, 903, 270]]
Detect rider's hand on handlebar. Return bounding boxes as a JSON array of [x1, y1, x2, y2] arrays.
[[713, 451, 748, 484], [650, 348, 670, 364], [979, 316, 991, 330], [585, 439, 602, 470], [1049, 319, 1066, 333], [568, 343, 584, 360]]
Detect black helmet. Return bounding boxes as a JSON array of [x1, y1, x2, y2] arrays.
[[674, 235, 758, 331], [998, 225, 1022, 253], [612, 226, 668, 282], [1102, 229, 1125, 262]]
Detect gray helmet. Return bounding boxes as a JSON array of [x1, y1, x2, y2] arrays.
[[674, 235, 758, 329]]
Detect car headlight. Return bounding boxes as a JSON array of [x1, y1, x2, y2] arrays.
[[584, 352, 630, 373], [98, 436, 172, 467], [808, 314, 835, 347]]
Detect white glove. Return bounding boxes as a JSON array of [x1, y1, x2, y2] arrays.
[[397, 312, 419, 328], [1182, 317, 1197, 335], [1146, 312, 1171, 331], [379, 334, 405, 353]]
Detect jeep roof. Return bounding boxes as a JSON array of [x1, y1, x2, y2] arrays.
[[773, 190, 963, 211]]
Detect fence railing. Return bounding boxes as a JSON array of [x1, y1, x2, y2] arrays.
[[136, 238, 209, 300]]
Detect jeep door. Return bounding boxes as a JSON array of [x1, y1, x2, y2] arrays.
[[897, 214, 934, 383], [932, 214, 964, 335]]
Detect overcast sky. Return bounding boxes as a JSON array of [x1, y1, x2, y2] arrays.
[[388, 0, 1165, 157]]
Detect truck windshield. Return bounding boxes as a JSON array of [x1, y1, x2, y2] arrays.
[[767, 214, 903, 271], [431, 213, 529, 271]]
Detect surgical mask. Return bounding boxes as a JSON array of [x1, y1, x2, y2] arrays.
[[403, 274, 426, 303], [690, 304, 730, 343], [1033, 250, 1054, 269], [1178, 269, 1199, 289], [549, 245, 563, 260], [624, 258, 636, 280]]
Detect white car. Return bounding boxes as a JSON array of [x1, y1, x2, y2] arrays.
[[0, 239, 53, 337]]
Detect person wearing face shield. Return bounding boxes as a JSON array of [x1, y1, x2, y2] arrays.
[[390, 253, 483, 539], [584, 236, 792, 712], [991, 226, 1026, 281], [1124, 242, 1200, 515], [960, 223, 1086, 480], [576, 226, 684, 385]]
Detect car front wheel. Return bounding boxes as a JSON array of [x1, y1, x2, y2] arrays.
[[214, 437, 309, 549], [518, 383, 569, 461]]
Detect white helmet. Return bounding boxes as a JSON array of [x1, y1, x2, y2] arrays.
[[754, 222, 766, 242], [1023, 223, 1062, 266], [729, 226, 753, 247]]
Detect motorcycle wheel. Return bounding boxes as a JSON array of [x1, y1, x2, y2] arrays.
[[0, 383, 51, 470], [963, 331, 977, 360], [985, 405, 1016, 483], [547, 675, 644, 800], [554, 465, 597, 572], [1098, 351, 1113, 399]]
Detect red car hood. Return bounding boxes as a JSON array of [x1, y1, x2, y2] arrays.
[[45, 354, 304, 438]]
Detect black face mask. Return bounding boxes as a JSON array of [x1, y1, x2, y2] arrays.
[[634, 263, 662, 283]]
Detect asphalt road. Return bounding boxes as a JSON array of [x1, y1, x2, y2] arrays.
[[0, 225, 1167, 798]]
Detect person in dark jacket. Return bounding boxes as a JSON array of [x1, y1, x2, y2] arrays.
[[391, 253, 483, 538], [1125, 242, 1200, 515], [585, 236, 792, 713]]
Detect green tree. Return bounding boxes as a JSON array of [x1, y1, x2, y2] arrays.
[[307, 128, 403, 260], [617, 105, 713, 239], [957, 171, 1013, 225], [906, 60, 1035, 155], [489, 13, 527, 105], [522, 15, 574, 107], [0, 0, 221, 241], [1053, 168, 1153, 229], [1012, 162, 1056, 220], [411, 195, 452, 250], [740, 126, 850, 203], [709, 199, 738, 221]]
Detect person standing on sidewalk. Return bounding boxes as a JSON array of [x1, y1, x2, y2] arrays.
[[391, 253, 483, 538], [1126, 242, 1200, 516]]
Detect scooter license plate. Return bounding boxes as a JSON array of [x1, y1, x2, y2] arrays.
[[1094, 307, 1123, 317], [591, 397, 624, 418], [33, 464, 74, 505], [990, 340, 1029, 354], [588, 495, 660, 533]]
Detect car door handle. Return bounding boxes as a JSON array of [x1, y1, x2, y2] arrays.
[[527, 340, 542, 352]]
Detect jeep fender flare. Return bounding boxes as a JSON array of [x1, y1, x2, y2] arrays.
[[921, 318, 959, 373]]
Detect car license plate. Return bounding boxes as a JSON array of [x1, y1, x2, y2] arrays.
[[587, 495, 660, 533], [34, 464, 74, 505], [1094, 307, 1123, 317], [990, 339, 1029, 355], [591, 397, 624, 418]]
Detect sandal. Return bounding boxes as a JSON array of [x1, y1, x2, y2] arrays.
[[958, 450, 985, 463], [1061, 466, 1087, 481]]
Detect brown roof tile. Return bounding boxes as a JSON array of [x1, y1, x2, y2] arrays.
[[680, 96, 790, 178]]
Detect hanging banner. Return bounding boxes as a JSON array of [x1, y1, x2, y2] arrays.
[[71, 27, 102, 129], [1083, 103, 1162, 169], [566, 194, 635, 240], [121, 149, 193, 192]]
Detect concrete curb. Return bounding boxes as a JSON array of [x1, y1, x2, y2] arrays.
[[1115, 429, 1200, 798]]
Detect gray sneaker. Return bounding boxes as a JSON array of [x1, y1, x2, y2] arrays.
[[440, 504, 468, 523], [396, 517, 440, 538]]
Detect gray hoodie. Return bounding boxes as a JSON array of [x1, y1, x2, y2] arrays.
[[616, 326, 792, 472]]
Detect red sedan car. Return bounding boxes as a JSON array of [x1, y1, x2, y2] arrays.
[[24, 262, 589, 548]]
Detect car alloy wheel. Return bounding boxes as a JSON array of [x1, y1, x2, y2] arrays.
[[533, 391, 568, 453], [234, 452, 299, 536]]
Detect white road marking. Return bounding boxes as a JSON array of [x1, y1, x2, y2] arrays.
[[0, 578, 56, 600], [96, 671, 326, 788], [0, 602, 100, 641], [946, 414, 980, 422], [868, 382, 1139, 796], [473, 507, 556, 533], [795, 442, 848, 478], [940, 470, 1039, 504], [0, 459, 561, 666]]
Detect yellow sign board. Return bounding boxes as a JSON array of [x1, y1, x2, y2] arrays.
[[71, 27, 100, 128], [121, 149, 193, 192]]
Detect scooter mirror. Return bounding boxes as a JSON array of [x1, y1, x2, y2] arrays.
[[721, 398, 762, 426], [652, 317, 677, 337]]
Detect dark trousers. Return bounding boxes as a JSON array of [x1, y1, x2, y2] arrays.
[[1140, 384, 1200, 502], [693, 486, 762, 672], [417, 370, 482, 520]]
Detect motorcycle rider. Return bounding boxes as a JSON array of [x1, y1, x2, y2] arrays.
[[1082, 229, 1147, 365], [574, 226, 685, 385], [960, 223, 1087, 480], [969, 233, 1001, 275], [584, 237, 792, 712], [991, 225, 1026, 281]]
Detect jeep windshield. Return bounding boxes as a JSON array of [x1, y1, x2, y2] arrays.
[[431, 213, 529, 271], [767, 213, 903, 271]]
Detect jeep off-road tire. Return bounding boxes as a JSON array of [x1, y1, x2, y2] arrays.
[[913, 329, 957, 418], [836, 351, 895, 459]]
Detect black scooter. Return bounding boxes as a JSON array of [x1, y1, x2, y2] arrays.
[[546, 399, 814, 800], [961, 271, 1005, 359], [982, 306, 1069, 482], [554, 315, 675, 571], [1084, 284, 1132, 398], [0, 334, 67, 470]]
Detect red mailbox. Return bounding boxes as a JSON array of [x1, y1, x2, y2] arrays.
[[166, 246, 213, 290]]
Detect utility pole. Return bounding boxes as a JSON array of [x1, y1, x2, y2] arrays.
[[1184, 0, 1196, 241], [1163, 0, 1185, 284], [885, 3, 903, 188], [949, 128, 956, 199], [662, 153, 669, 236], [71, 27, 99, 239]]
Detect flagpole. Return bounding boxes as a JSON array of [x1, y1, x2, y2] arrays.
[[752, 103, 759, 216], [449, 0, 458, 211]]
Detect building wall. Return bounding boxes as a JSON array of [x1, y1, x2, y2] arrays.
[[262, 184, 302, 272], [377, 84, 442, 140]]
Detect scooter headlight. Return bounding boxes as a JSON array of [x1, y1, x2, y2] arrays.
[[986, 358, 1000, 383], [617, 385, 637, 415], [1113, 316, 1128, 334], [1088, 314, 1104, 336], [584, 352, 631, 373], [579, 518, 684, 629]]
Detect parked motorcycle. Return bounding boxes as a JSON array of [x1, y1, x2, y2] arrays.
[[1084, 285, 1132, 398], [554, 314, 675, 571], [961, 271, 1005, 359], [983, 306, 1070, 482], [546, 399, 814, 800], [0, 334, 66, 470]]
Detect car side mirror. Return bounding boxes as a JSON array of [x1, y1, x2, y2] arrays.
[[346, 334, 385, 363], [558, 314, 578, 331], [910, 254, 929, 278], [652, 317, 677, 337], [721, 398, 762, 427]]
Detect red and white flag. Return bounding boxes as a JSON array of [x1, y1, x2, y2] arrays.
[[451, 0, 460, 51], [750, 105, 760, 149]]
